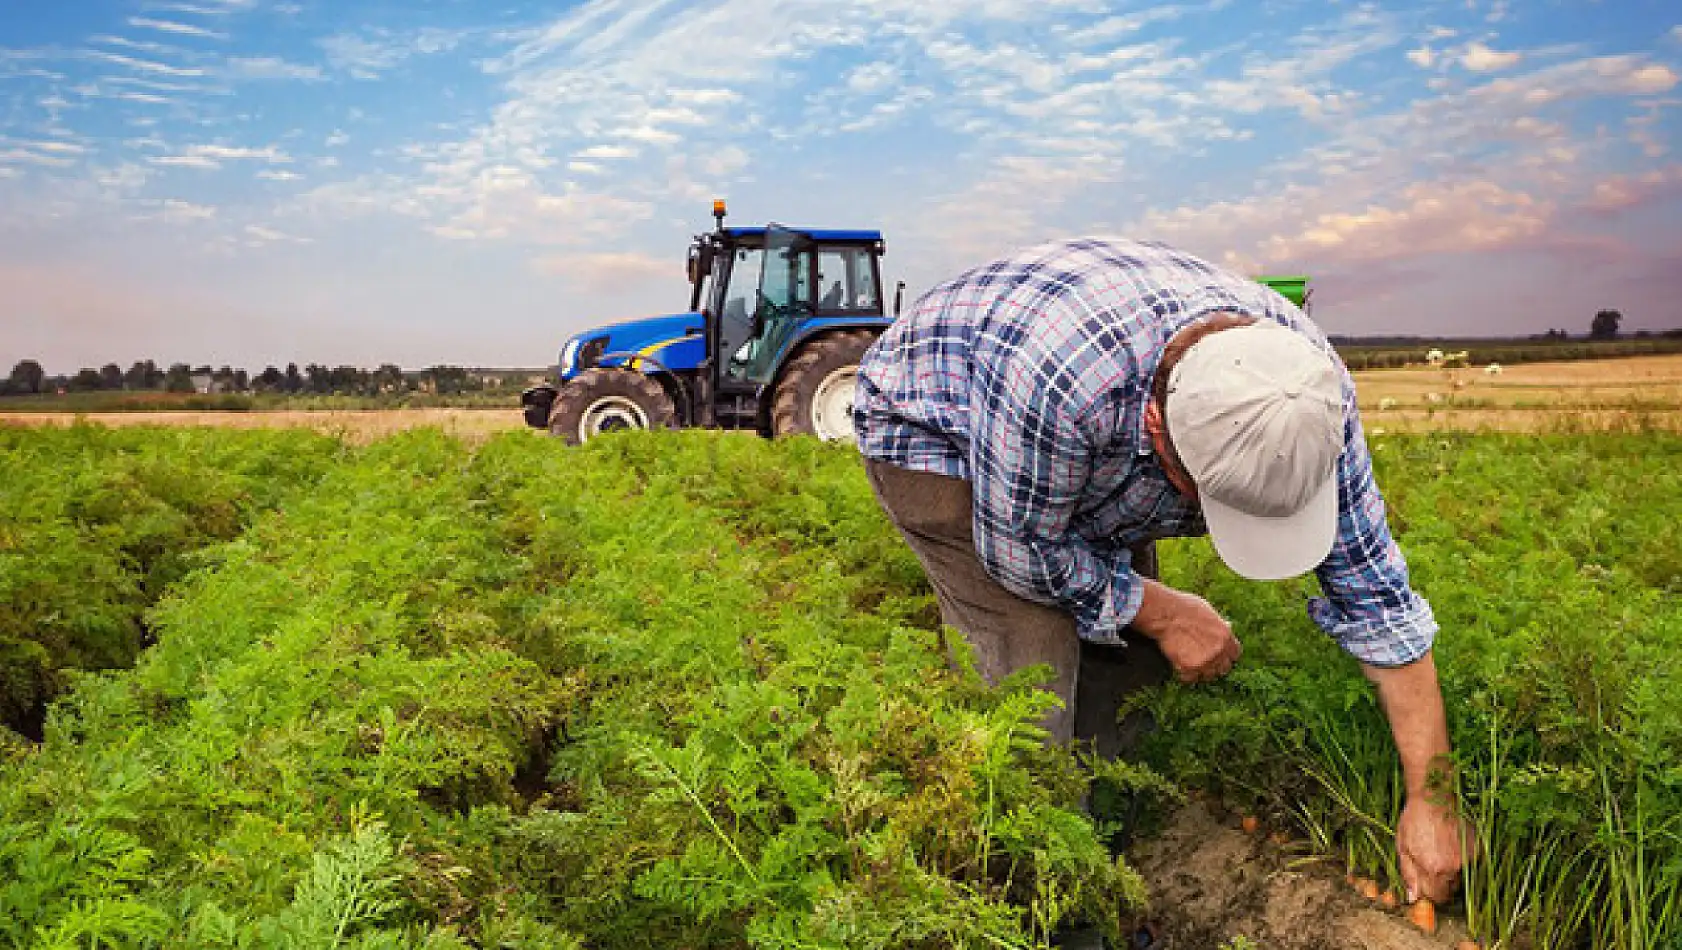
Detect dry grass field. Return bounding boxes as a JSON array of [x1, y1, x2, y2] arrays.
[[3, 353, 1680, 438], [1354, 352, 1682, 432]]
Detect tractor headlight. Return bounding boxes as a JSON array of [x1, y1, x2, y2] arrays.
[[560, 338, 582, 372]]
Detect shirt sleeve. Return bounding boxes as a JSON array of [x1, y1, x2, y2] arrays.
[[964, 348, 1142, 646], [1309, 375, 1438, 666]]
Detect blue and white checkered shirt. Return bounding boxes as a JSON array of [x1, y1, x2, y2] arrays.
[[853, 237, 1436, 667]]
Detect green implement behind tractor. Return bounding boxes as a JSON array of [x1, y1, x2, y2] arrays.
[[1255, 275, 1311, 312]]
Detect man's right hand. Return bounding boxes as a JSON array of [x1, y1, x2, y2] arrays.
[[1131, 580, 1242, 684]]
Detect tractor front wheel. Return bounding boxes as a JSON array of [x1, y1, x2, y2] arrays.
[[547, 368, 676, 445], [770, 330, 877, 442]]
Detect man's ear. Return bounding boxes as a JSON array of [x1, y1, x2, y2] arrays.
[[1143, 400, 1164, 441]]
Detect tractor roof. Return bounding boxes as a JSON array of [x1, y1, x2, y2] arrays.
[[724, 226, 883, 244]]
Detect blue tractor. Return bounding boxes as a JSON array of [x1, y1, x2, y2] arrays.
[[522, 200, 901, 444]]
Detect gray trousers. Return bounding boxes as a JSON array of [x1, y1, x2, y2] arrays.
[[865, 459, 1171, 757]]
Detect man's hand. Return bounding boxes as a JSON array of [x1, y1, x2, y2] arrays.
[[1397, 795, 1473, 904], [1131, 580, 1242, 684]]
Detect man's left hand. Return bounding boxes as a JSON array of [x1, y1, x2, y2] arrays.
[[1396, 795, 1473, 904]]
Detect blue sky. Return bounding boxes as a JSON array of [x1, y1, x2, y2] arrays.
[[2, 0, 1679, 372]]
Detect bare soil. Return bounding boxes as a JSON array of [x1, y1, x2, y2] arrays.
[[1130, 803, 1474, 950]]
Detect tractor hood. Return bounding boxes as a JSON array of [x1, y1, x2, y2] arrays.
[[557, 312, 706, 381]]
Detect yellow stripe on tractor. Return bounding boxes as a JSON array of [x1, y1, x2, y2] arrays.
[[627, 336, 686, 372]]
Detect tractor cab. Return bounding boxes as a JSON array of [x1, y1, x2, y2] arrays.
[[687, 217, 893, 424]]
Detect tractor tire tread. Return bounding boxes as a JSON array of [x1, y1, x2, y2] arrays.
[[770, 330, 878, 440], [547, 367, 677, 445]]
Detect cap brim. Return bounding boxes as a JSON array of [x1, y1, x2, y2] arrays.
[[1200, 475, 1339, 581]]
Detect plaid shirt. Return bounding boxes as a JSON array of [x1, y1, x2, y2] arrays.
[[853, 237, 1436, 667]]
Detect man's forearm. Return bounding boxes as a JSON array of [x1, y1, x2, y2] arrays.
[[1362, 649, 1453, 801]]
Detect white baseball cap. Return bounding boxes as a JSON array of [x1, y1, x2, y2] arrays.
[[1164, 321, 1345, 580]]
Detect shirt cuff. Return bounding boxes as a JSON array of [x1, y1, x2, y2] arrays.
[[1073, 566, 1145, 646], [1307, 595, 1438, 667]]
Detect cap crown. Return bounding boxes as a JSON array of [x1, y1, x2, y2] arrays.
[[1165, 322, 1343, 518]]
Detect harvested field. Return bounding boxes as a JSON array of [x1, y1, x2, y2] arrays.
[[0, 407, 524, 442], [1354, 352, 1682, 431]]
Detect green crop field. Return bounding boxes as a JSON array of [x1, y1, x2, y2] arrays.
[[1, 424, 1677, 949]]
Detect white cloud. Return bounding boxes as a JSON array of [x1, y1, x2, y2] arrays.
[[149, 144, 292, 170], [256, 168, 302, 181], [86, 50, 205, 77], [534, 251, 673, 292], [0, 148, 78, 168], [158, 198, 216, 222], [575, 144, 637, 160], [90, 34, 186, 55], [150, 154, 221, 169], [320, 27, 466, 79], [225, 56, 323, 81], [128, 17, 228, 40], [1582, 165, 1682, 213], [1407, 46, 1435, 69], [325, 130, 350, 147], [148, 0, 258, 13], [1461, 42, 1522, 72], [191, 144, 290, 162], [846, 61, 899, 95], [244, 223, 309, 244]]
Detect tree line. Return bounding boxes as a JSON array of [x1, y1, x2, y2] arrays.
[[2, 360, 526, 398]]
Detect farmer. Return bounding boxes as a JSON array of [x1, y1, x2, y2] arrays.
[[852, 237, 1466, 906]]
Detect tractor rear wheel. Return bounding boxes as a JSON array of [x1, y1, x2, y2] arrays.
[[770, 330, 877, 442], [547, 368, 676, 445]]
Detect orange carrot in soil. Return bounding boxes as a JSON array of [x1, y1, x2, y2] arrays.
[[1241, 815, 1259, 834], [1456, 941, 1481, 950], [1407, 899, 1438, 935], [1379, 889, 1398, 909], [1357, 878, 1380, 900]]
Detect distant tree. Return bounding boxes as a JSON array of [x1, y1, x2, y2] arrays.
[[328, 365, 367, 394], [124, 361, 153, 390], [423, 365, 473, 395], [100, 363, 124, 390], [256, 366, 283, 391], [1590, 309, 1622, 340], [373, 363, 405, 394], [165, 363, 194, 393], [232, 368, 250, 391], [304, 363, 330, 393], [192, 364, 213, 376], [9, 359, 46, 395], [284, 363, 302, 393], [69, 368, 105, 392]]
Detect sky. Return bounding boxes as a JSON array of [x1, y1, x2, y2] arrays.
[[2, 0, 1680, 373]]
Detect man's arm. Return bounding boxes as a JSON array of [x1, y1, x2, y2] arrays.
[[1311, 372, 1468, 903], [1364, 650, 1468, 904]]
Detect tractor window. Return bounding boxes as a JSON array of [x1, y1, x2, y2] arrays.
[[816, 248, 880, 313], [720, 247, 763, 341]]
